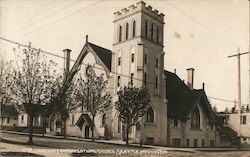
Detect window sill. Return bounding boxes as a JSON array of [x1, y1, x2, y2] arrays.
[[190, 128, 202, 131], [145, 122, 157, 127], [172, 126, 180, 129]]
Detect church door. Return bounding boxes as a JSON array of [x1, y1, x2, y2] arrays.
[[85, 125, 90, 139]]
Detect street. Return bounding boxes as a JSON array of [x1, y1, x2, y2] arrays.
[[1, 132, 250, 157]]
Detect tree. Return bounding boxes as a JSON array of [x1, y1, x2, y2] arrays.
[[7, 43, 59, 144], [47, 76, 78, 138], [74, 65, 112, 141], [115, 86, 150, 145], [0, 52, 12, 107], [212, 105, 218, 113]]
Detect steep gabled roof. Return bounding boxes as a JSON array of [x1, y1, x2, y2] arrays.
[[1, 105, 18, 118], [165, 70, 214, 120], [88, 42, 112, 71]]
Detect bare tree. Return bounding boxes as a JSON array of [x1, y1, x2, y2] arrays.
[[7, 43, 60, 144], [115, 86, 150, 145], [74, 65, 112, 141], [0, 52, 11, 106]]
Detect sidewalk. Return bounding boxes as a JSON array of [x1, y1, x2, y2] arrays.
[[2, 130, 249, 152], [1, 130, 196, 152]]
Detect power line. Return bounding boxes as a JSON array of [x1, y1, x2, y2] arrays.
[[7, 0, 80, 37], [1, 36, 247, 106], [12, 0, 103, 40], [164, 1, 238, 47], [7, 0, 65, 32]]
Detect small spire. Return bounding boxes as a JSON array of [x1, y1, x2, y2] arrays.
[[86, 35, 88, 43]]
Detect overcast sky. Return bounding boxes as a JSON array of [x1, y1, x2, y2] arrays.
[[0, 0, 249, 111]]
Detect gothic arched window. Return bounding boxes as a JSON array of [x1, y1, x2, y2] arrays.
[[151, 23, 154, 40], [125, 23, 129, 40], [132, 20, 136, 37], [146, 107, 154, 123], [145, 20, 148, 38], [191, 107, 200, 128], [102, 114, 106, 126], [119, 25, 122, 42], [156, 26, 159, 43]]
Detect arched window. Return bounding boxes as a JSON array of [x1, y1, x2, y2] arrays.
[[119, 25, 122, 42], [191, 107, 200, 128], [145, 20, 148, 38], [71, 115, 75, 125], [118, 116, 121, 133], [132, 20, 136, 37], [146, 107, 154, 123], [156, 26, 159, 43], [151, 23, 154, 40], [125, 23, 129, 40], [102, 114, 106, 126]]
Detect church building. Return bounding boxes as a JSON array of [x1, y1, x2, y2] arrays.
[[44, 1, 232, 147]]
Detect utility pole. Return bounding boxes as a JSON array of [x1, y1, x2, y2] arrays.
[[228, 47, 249, 150], [248, 0, 250, 112]]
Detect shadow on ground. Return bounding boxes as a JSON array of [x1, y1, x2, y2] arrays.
[[0, 152, 44, 157]]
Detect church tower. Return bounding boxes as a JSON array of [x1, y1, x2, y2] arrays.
[[112, 1, 167, 145]]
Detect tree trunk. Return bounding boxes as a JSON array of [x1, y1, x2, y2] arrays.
[[126, 123, 129, 146], [91, 115, 95, 142], [63, 115, 67, 139], [28, 114, 34, 145]]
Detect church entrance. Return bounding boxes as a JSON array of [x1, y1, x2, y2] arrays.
[[85, 125, 90, 139]]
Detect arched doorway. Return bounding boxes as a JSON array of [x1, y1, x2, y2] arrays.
[[85, 125, 90, 139]]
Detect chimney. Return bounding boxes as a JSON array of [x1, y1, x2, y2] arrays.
[[186, 68, 195, 89], [63, 49, 71, 75], [174, 68, 176, 74], [202, 82, 205, 90]]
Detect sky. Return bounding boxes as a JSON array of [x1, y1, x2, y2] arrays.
[[0, 0, 249, 111]]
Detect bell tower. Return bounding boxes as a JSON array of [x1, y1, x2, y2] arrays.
[[112, 1, 167, 145]]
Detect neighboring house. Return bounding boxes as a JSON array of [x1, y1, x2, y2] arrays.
[[218, 107, 250, 145], [165, 69, 221, 147], [18, 105, 46, 128], [0, 105, 18, 127]]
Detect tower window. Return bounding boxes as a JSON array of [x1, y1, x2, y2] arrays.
[[118, 57, 121, 66], [117, 76, 121, 87], [146, 107, 154, 123], [144, 73, 147, 85], [132, 20, 136, 37], [151, 23, 154, 40], [145, 20, 148, 38], [174, 118, 178, 127], [191, 107, 200, 128], [130, 73, 134, 86], [156, 26, 159, 43], [155, 77, 158, 89], [125, 23, 129, 40], [144, 54, 147, 64], [119, 26, 122, 42], [131, 54, 135, 63], [186, 139, 190, 147]]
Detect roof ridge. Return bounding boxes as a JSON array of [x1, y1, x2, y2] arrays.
[[88, 42, 111, 53]]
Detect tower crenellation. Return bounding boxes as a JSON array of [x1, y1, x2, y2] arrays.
[[114, 1, 164, 22]]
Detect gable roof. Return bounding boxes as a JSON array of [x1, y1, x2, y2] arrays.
[[1, 105, 18, 118], [88, 42, 112, 71], [165, 70, 214, 120]]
